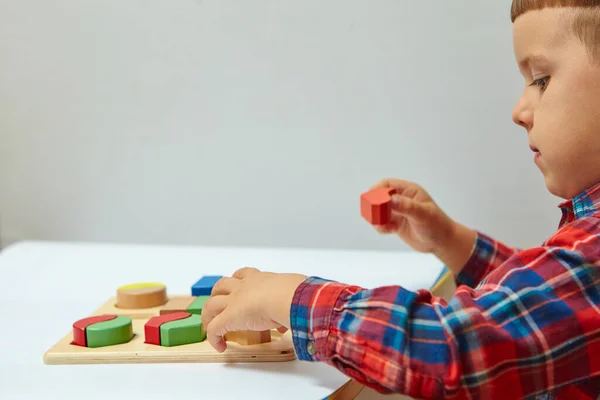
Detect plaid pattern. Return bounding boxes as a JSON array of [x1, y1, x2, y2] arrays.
[[290, 183, 600, 400], [455, 232, 519, 289], [560, 183, 600, 227]]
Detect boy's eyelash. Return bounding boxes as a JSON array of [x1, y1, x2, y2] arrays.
[[529, 76, 550, 90]]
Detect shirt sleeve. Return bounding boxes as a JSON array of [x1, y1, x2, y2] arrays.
[[454, 231, 519, 288], [289, 219, 600, 399]]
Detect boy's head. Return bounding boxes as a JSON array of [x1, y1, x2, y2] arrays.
[[510, 1, 600, 199]]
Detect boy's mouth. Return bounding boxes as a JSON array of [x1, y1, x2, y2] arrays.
[[530, 144, 542, 165]]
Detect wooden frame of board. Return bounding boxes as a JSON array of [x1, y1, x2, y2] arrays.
[[43, 295, 296, 365]]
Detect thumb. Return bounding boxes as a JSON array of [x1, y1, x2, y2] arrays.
[[390, 195, 429, 221]]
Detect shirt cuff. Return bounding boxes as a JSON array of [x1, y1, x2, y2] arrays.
[[289, 276, 351, 362], [454, 231, 500, 288]]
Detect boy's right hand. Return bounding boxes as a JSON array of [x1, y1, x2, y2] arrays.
[[369, 178, 477, 274]]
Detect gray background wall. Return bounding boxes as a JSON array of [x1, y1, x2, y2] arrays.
[[0, 0, 559, 251]]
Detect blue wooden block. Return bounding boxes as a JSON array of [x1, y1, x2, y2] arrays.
[[191, 275, 222, 296]]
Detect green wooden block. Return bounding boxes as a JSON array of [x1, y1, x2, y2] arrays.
[[86, 315, 133, 348], [160, 314, 206, 347], [186, 295, 210, 315]]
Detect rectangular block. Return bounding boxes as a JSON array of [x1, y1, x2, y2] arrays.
[[160, 297, 196, 315], [191, 276, 222, 296], [186, 296, 210, 315]]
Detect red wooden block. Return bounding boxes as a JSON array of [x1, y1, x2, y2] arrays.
[[144, 311, 191, 345], [72, 314, 118, 347], [360, 187, 398, 225]]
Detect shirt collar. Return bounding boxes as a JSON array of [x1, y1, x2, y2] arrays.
[[558, 182, 600, 227]]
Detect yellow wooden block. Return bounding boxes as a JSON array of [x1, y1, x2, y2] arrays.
[[118, 282, 165, 290]]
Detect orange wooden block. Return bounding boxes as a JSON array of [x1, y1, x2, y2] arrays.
[[159, 297, 196, 315], [360, 187, 397, 225], [225, 330, 271, 346]]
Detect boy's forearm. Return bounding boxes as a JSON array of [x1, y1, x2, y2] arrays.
[[433, 221, 477, 277]]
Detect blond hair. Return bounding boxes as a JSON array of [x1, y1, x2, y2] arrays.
[[511, 0, 600, 62]]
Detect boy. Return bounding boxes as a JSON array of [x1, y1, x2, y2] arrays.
[[202, 1, 600, 399]]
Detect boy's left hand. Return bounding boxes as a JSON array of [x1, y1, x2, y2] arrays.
[[201, 267, 308, 353]]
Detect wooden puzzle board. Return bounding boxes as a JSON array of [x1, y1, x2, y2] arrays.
[[43, 295, 296, 365]]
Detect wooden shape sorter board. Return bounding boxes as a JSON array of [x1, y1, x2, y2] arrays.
[[43, 295, 296, 365]]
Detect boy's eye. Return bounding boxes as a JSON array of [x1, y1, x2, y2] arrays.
[[529, 76, 549, 91]]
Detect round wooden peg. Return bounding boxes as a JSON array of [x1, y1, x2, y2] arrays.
[[116, 282, 167, 309]]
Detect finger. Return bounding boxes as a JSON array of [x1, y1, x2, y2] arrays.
[[390, 195, 429, 220], [201, 295, 228, 334], [232, 266, 260, 279], [277, 326, 288, 334], [206, 309, 235, 353], [370, 178, 414, 194], [211, 277, 240, 296], [370, 177, 397, 189], [374, 223, 398, 234]]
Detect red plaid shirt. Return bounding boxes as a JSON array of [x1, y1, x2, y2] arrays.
[[290, 183, 600, 400]]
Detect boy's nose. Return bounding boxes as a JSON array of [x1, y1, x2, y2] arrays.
[[512, 96, 533, 131]]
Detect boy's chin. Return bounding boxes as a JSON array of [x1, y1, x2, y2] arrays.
[[541, 172, 568, 199], [543, 174, 583, 200]]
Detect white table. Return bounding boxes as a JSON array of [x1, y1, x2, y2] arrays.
[[0, 240, 445, 400]]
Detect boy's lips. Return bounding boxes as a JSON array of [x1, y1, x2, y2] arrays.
[[529, 144, 542, 165]]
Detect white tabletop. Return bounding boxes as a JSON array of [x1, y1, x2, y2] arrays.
[[0, 240, 445, 400]]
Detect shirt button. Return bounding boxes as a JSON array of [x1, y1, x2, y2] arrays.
[[307, 341, 316, 356]]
